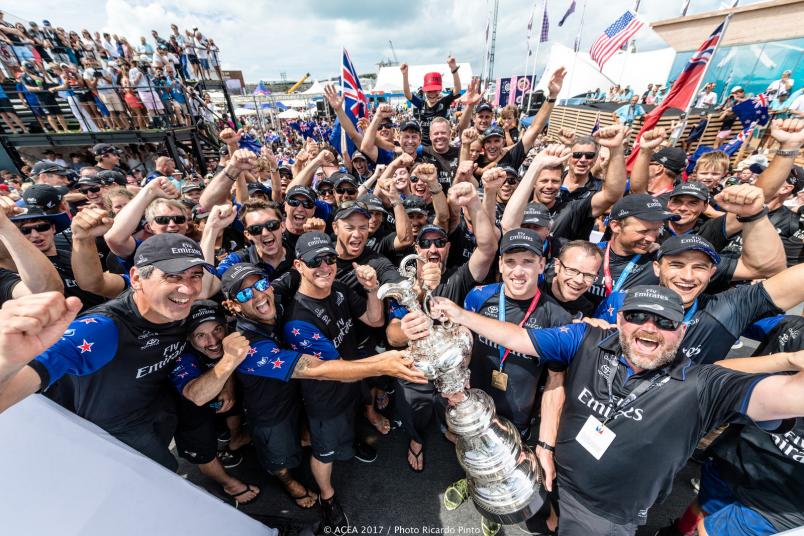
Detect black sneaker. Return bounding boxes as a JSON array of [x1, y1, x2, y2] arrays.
[[217, 429, 231, 446], [320, 495, 349, 529], [217, 447, 242, 469], [353, 441, 377, 463]]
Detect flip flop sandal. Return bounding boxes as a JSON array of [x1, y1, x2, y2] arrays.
[[443, 478, 468, 511], [289, 488, 318, 509], [407, 445, 425, 473], [228, 483, 261, 507]]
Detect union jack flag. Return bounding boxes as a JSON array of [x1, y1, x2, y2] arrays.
[[589, 11, 644, 70], [341, 48, 369, 119]]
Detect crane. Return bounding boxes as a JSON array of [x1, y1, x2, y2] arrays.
[[388, 40, 399, 64]]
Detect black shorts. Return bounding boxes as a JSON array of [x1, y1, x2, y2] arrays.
[[308, 403, 356, 463], [251, 407, 303, 472], [77, 91, 95, 104], [188, 55, 200, 65], [174, 399, 217, 464]]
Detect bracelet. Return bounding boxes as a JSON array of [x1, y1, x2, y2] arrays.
[[451, 66, 459, 74], [390, 199, 403, 208], [546, 97, 557, 103], [224, 170, 238, 181], [775, 148, 800, 158], [536, 440, 555, 452], [269, 168, 278, 173], [736, 206, 769, 223]]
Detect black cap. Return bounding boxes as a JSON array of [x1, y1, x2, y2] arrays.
[[187, 300, 226, 333], [30, 161, 76, 178], [286, 185, 317, 202], [294, 231, 337, 263], [331, 172, 358, 188], [483, 126, 504, 139], [334, 201, 371, 221], [403, 195, 428, 214], [610, 194, 679, 222], [500, 166, 518, 178], [650, 147, 687, 174], [133, 234, 216, 275], [22, 184, 64, 210], [221, 263, 268, 299], [358, 193, 388, 214], [92, 143, 120, 157], [245, 182, 269, 195], [350, 150, 367, 161], [278, 165, 293, 177], [96, 169, 126, 186], [476, 102, 493, 114], [500, 228, 544, 256], [620, 285, 684, 323], [416, 224, 448, 242], [669, 181, 709, 202], [787, 166, 804, 194], [11, 208, 71, 233], [399, 120, 421, 133], [657, 234, 720, 265], [522, 202, 552, 227], [76, 176, 103, 188]]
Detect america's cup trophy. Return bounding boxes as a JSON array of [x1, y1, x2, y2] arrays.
[[377, 255, 546, 524]]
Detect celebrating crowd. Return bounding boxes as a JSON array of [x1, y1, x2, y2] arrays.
[[0, 54, 804, 536], [0, 10, 223, 133]]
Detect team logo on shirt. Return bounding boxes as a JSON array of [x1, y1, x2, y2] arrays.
[[680, 345, 702, 359], [140, 338, 159, 350], [77, 339, 94, 353], [771, 430, 804, 463], [63, 329, 76, 338], [247, 347, 257, 356]]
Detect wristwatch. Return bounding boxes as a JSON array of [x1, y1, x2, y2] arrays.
[[546, 97, 558, 103], [536, 440, 555, 452], [390, 199, 403, 208]]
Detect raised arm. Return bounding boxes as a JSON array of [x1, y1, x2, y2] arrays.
[[456, 78, 481, 136], [71, 208, 127, 298], [745, 364, 804, 422], [199, 149, 254, 209], [520, 67, 566, 151], [451, 182, 497, 282], [500, 146, 568, 233], [324, 84, 364, 149], [287, 149, 334, 190], [447, 56, 461, 95], [291, 349, 425, 383], [354, 264, 384, 327], [400, 63, 413, 102], [629, 127, 667, 195], [104, 177, 178, 257], [716, 350, 803, 374], [590, 124, 629, 217], [753, 118, 804, 201], [199, 204, 236, 298], [0, 198, 63, 296]]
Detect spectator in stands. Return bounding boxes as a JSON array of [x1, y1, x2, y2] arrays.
[[694, 82, 718, 109], [614, 95, 645, 128], [767, 70, 794, 100]]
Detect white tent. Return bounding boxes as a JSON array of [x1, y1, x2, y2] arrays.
[[373, 62, 474, 93], [277, 109, 302, 119], [534, 43, 676, 99], [301, 80, 326, 95], [234, 107, 258, 115]]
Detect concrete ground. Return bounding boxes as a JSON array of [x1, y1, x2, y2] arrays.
[[179, 338, 758, 535]]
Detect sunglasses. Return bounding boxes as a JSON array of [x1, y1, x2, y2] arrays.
[[380, 123, 394, 130], [304, 254, 337, 268], [505, 176, 520, 185], [79, 186, 101, 194], [234, 277, 270, 304], [247, 220, 281, 235], [335, 187, 357, 195], [286, 197, 315, 209], [623, 311, 680, 331], [409, 176, 419, 183], [20, 222, 53, 234], [572, 151, 597, 160], [318, 187, 334, 195], [418, 238, 447, 249], [152, 215, 187, 225]]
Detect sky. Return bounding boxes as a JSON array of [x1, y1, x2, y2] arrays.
[[2, 0, 767, 84]]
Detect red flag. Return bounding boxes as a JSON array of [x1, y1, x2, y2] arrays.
[[626, 21, 724, 169]]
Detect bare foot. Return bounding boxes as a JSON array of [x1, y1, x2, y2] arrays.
[[285, 479, 318, 509], [224, 481, 260, 505], [365, 406, 391, 435], [407, 439, 424, 472]]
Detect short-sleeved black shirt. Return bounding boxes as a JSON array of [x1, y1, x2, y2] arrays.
[[422, 145, 461, 192], [0, 267, 21, 306]]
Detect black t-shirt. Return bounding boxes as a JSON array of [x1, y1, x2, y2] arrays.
[[49, 249, 108, 310], [556, 175, 603, 206], [433, 263, 480, 305], [29, 290, 187, 433], [586, 245, 659, 306], [0, 267, 21, 306], [464, 283, 571, 433], [411, 93, 459, 145], [282, 282, 366, 418], [719, 206, 802, 266], [422, 145, 460, 191], [366, 230, 397, 260], [528, 324, 769, 525], [447, 219, 475, 270], [657, 216, 728, 250], [551, 196, 596, 241]]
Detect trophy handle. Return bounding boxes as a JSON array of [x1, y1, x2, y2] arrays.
[[423, 290, 454, 330], [398, 254, 425, 280]]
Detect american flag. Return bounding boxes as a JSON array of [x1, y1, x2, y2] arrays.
[[341, 48, 369, 119], [540, 2, 550, 43], [589, 11, 644, 70]]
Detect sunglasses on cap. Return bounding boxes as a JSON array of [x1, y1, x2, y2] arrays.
[[246, 220, 281, 235], [286, 197, 315, 209], [19, 222, 53, 234], [572, 151, 596, 160], [623, 311, 680, 331], [152, 215, 187, 225], [418, 237, 447, 249], [304, 254, 337, 268], [234, 277, 270, 304], [339, 200, 369, 211], [79, 185, 101, 194], [335, 186, 357, 195]]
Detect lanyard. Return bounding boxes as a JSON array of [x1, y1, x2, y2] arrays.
[[603, 360, 668, 426], [683, 298, 698, 325], [603, 242, 641, 296], [497, 286, 541, 371]]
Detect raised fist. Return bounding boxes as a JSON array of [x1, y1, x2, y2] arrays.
[[448, 181, 479, 208], [352, 263, 378, 291], [396, 153, 414, 168], [222, 332, 250, 364], [71, 206, 113, 239], [414, 163, 437, 185], [145, 176, 179, 199], [714, 184, 766, 218], [378, 104, 394, 119], [400, 63, 409, 76], [231, 149, 257, 172], [480, 167, 507, 191], [219, 128, 240, 148], [533, 144, 571, 169], [0, 195, 24, 220], [461, 127, 479, 145], [557, 127, 576, 146], [303, 217, 326, 233], [595, 124, 630, 148], [207, 203, 237, 230], [639, 127, 667, 151], [770, 118, 804, 149]]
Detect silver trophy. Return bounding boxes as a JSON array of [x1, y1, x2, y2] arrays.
[[378, 255, 546, 524]]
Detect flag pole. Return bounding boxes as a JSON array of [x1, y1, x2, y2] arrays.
[[521, 1, 538, 92], [670, 7, 737, 146], [526, 0, 547, 113], [567, 0, 587, 99]]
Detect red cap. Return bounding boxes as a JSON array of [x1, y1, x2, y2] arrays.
[[423, 72, 443, 92]]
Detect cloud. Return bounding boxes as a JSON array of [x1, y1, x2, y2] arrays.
[[3, 0, 767, 84]]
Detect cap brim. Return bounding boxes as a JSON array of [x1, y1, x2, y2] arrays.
[[620, 302, 684, 323], [151, 257, 216, 275], [522, 217, 551, 227], [630, 210, 680, 222], [335, 207, 371, 221], [659, 245, 720, 265], [12, 212, 71, 234], [405, 208, 428, 215], [501, 244, 543, 256], [300, 246, 337, 262], [367, 205, 388, 214], [423, 85, 442, 92], [669, 192, 708, 201]]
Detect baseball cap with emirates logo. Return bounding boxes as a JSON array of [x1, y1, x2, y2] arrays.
[[134, 234, 216, 275], [610, 194, 680, 222], [620, 285, 684, 323], [500, 228, 544, 256]]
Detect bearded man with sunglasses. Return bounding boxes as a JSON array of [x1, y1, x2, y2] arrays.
[[558, 135, 604, 205], [430, 285, 804, 536]]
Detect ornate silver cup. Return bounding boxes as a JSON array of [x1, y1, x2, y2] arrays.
[[377, 255, 546, 524]]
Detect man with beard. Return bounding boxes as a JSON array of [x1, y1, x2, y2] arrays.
[[557, 135, 604, 205], [431, 285, 804, 536], [421, 117, 460, 191], [0, 234, 216, 470]]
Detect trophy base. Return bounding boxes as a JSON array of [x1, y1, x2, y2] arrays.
[[472, 487, 549, 525]]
